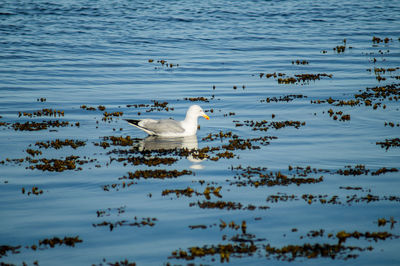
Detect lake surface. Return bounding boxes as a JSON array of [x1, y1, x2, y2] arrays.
[[1, 0, 400, 265]]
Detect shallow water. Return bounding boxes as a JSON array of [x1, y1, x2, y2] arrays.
[[1, 0, 400, 265]]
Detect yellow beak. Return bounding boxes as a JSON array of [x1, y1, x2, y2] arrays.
[[202, 114, 210, 120]]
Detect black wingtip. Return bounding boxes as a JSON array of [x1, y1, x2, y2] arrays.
[[124, 119, 140, 126]]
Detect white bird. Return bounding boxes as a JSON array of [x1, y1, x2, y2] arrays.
[[125, 105, 210, 137]]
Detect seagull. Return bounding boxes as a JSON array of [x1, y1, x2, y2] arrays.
[[125, 105, 210, 137]]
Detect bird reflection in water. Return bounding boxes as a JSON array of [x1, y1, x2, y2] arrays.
[[137, 135, 205, 169]]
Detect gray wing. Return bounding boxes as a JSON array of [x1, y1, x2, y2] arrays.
[[139, 119, 185, 134]]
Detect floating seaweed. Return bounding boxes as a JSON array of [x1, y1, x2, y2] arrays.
[[21, 186, 43, 196], [266, 193, 298, 203], [184, 97, 210, 102], [230, 165, 326, 188], [102, 111, 123, 121], [257, 71, 332, 84], [80, 105, 97, 111], [95, 259, 136, 266], [190, 200, 269, 211], [238, 119, 305, 132], [376, 138, 400, 150], [0, 245, 21, 258], [336, 230, 395, 244], [260, 94, 307, 103], [384, 121, 400, 127], [371, 167, 398, 176], [26, 148, 42, 157], [292, 60, 309, 65], [355, 83, 400, 108], [97, 136, 136, 147], [278, 73, 332, 84], [326, 109, 351, 121], [317, 164, 381, 176], [202, 131, 233, 141], [35, 139, 86, 149], [12, 120, 71, 131], [162, 187, 197, 198], [126, 100, 173, 113], [110, 156, 177, 167], [265, 242, 371, 261], [119, 169, 193, 180], [170, 243, 257, 262], [96, 206, 126, 217], [149, 59, 179, 68], [27, 155, 93, 172], [333, 39, 352, 53], [38, 236, 83, 248], [372, 36, 392, 44], [93, 217, 157, 231], [162, 186, 222, 200], [377, 217, 397, 229], [19, 108, 64, 118]]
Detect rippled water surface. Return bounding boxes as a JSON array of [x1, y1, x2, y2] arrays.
[[1, 0, 400, 265]]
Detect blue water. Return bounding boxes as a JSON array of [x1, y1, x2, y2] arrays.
[[1, 0, 400, 265]]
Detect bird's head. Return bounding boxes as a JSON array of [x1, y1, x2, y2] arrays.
[[188, 105, 210, 120]]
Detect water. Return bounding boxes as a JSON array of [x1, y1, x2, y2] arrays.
[[1, 0, 400, 265]]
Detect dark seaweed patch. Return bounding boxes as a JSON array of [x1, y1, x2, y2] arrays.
[[93, 217, 157, 231], [184, 97, 210, 102], [230, 166, 323, 187], [110, 156, 177, 167], [265, 243, 370, 261], [103, 169, 193, 191], [35, 139, 86, 149], [120, 169, 193, 180], [311, 83, 400, 117], [333, 39, 352, 53], [376, 138, 400, 150], [372, 36, 392, 44], [12, 120, 71, 131], [238, 120, 305, 131], [27, 155, 92, 172], [95, 259, 136, 266], [0, 245, 21, 258], [80, 105, 96, 111], [96, 206, 126, 217], [21, 186, 43, 196], [384, 121, 400, 127], [190, 200, 269, 211], [336, 165, 369, 176], [257, 72, 332, 84], [292, 60, 309, 65], [162, 186, 222, 199], [260, 94, 306, 103], [102, 111, 123, 122], [278, 73, 332, 84], [326, 109, 351, 121], [170, 243, 257, 262], [26, 148, 42, 157], [96, 136, 136, 147], [149, 59, 179, 68], [202, 131, 233, 141], [38, 236, 82, 248], [266, 193, 298, 203], [19, 108, 64, 118], [126, 100, 173, 113], [377, 217, 397, 229]]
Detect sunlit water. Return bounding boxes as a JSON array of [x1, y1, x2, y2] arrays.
[[1, 0, 400, 265]]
